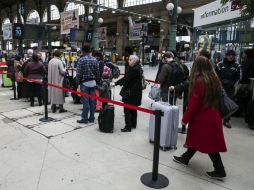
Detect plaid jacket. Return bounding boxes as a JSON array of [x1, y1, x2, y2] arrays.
[[76, 54, 99, 84]]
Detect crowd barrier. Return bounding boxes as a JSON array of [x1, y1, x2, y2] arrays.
[[0, 70, 170, 189]]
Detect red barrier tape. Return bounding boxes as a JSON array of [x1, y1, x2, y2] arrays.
[[0, 71, 155, 115]]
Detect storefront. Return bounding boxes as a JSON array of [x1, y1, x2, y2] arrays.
[[193, 0, 254, 61]]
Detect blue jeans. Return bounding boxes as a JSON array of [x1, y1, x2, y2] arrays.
[[80, 84, 96, 122]]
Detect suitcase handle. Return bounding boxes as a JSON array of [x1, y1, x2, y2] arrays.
[[168, 88, 176, 106]]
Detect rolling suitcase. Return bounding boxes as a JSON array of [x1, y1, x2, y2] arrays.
[[98, 87, 115, 133], [149, 91, 179, 150], [98, 104, 114, 133]]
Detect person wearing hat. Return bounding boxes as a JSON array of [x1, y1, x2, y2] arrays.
[[215, 50, 241, 128]]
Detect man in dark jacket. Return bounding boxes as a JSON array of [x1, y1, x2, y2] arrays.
[[216, 50, 241, 128], [158, 51, 185, 105], [115, 55, 143, 132]]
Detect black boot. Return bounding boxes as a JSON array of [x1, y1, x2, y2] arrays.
[[208, 153, 226, 180], [38, 98, 43, 106], [206, 170, 226, 180], [30, 98, 34, 107]]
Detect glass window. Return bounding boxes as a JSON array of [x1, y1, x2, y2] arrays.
[[2, 18, 10, 32], [251, 18, 254, 28], [43, 5, 60, 22], [89, 7, 94, 14], [27, 10, 40, 24], [13, 15, 24, 23], [98, 0, 117, 9], [6, 41, 12, 50], [124, 0, 161, 7], [65, 2, 85, 15]]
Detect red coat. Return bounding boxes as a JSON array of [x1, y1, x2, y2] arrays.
[[182, 79, 227, 153]]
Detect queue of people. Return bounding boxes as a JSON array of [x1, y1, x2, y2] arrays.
[[3, 45, 254, 181]]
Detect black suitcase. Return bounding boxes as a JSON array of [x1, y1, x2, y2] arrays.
[[98, 105, 114, 133]]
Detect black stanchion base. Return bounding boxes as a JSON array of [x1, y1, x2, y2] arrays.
[[39, 117, 54, 122], [141, 173, 169, 189], [178, 128, 187, 134]]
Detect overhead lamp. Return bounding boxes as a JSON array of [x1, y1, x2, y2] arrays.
[[177, 6, 182, 14], [88, 15, 93, 21], [166, 3, 174, 11], [98, 18, 103, 24]]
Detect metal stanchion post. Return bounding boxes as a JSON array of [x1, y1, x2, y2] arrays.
[[10, 76, 18, 100], [141, 110, 169, 189], [39, 75, 54, 122]]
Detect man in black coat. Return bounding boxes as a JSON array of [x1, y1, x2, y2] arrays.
[[215, 50, 241, 128], [114, 55, 143, 132]]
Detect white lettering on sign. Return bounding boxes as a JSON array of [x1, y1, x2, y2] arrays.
[[194, 0, 241, 27]]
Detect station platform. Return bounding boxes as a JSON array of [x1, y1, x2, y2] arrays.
[[0, 65, 253, 190]]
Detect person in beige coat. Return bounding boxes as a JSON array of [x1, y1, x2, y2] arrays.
[[48, 50, 67, 113]]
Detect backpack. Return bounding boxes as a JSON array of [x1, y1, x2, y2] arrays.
[[105, 62, 120, 79], [169, 61, 185, 86], [112, 65, 120, 79]]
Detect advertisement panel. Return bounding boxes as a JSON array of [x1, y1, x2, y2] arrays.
[[97, 27, 107, 42], [194, 0, 241, 27], [3, 23, 13, 40], [60, 9, 79, 34], [129, 23, 148, 41]]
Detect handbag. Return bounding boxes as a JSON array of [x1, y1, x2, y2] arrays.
[[63, 74, 71, 97], [220, 88, 239, 119], [148, 84, 160, 101], [120, 86, 131, 99]]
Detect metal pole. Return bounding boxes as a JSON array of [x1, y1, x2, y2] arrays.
[[17, 0, 24, 55], [141, 110, 169, 189], [39, 75, 54, 122], [92, 0, 99, 50], [47, 1, 52, 53], [152, 110, 162, 180], [10, 77, 17, 100], [169, 0, 178, 51]]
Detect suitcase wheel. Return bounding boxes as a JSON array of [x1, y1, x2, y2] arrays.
[[162, 147, 167, 151], [149, 140, 154, 144], [170, 146, 177, 150]]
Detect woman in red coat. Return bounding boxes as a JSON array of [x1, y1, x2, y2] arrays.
[[173, 56, 227, 179]]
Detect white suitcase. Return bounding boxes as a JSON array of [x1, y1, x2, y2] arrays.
[[149, 101, 179, 151]]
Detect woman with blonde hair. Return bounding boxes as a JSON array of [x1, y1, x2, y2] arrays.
[[173, 56, 227, 179]]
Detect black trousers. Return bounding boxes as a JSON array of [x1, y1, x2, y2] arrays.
[[28, 82, 43, 105], [17, 82, 23, 99], [124, 107, 137, 130], [182, 148, 225, 174]]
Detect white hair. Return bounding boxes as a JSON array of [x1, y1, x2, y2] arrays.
[[129, 55, 140, 63], [27, 49, 33, 57]]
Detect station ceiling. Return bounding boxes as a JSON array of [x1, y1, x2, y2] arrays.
[[0, 0, 18, 11]]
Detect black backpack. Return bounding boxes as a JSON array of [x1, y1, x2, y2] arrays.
[[169, 61, 186, 86], [105, 62, 120, 79]]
